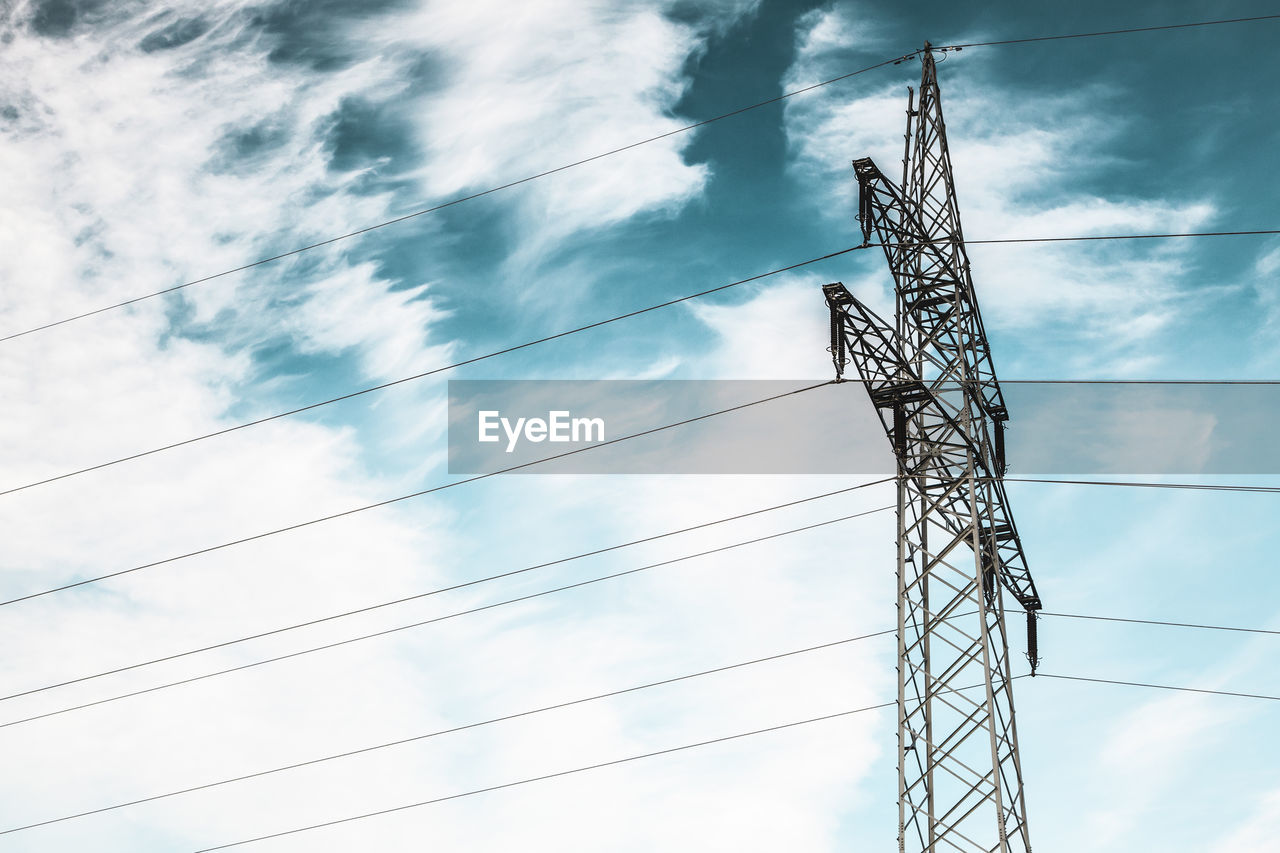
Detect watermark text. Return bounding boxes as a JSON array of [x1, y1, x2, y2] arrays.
[[478, 410, 606, 453]]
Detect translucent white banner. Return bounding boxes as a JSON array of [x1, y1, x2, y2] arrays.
[[447, 380, 1280, 475]]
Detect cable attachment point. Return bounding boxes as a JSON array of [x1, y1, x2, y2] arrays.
[[822, 283, 853, 381], [828, 309, 849, 381], [1026, 610, 1041, 675]]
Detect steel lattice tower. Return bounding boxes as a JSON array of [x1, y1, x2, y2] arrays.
[[823, 45, 1042, 852]]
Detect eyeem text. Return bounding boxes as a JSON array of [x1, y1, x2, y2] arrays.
[[478, 410, 606, 453]]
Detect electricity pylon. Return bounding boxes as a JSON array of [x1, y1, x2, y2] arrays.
[[823, 44, 1041, 852]]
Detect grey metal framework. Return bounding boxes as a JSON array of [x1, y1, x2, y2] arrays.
[[822, 45, 1041, 853]]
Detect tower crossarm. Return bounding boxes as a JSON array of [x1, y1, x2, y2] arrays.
[[823, 282, 1041, 612], [824, 282, 977, 466], [852, 156, 1010, 467]]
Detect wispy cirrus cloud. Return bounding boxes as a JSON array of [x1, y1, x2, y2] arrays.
[[1249, 242, 1280, 368], [0, 2, 906, 851], [380, 0, 761, 298], [1211, 788, 1280, 852]]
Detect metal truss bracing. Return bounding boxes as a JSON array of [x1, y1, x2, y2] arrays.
[[823, 44, 1040, 853]]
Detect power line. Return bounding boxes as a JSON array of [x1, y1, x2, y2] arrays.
[[0, 53, 910, 347], [0, 629, 894, 835], [935, 14, 1280, 50], [859, 378, 1280, 386], [963, 229, 1280, 245], [1035, 673, 1280, 702], [3, 12, 1274, 348], [190, 663, 1279, 850], [7, 228, 1279, 504], [22, 464, 1272, 714], [0, 246, 870, 501], [1, 480, 894, 704], [0, 381, 834, 608], [17, 377, 1270, 612], [5, 406, 1275, 612], [990, 379, 1280, 384], [16, 591, 1275, 728], [189, 703, 896, 852], [0, 505, 894, 729], [9, 608, 1277, 839], [917, 474, 1280, 494], [10, 657, 1276, 841], [1004, 477, 1280, 493], [1041, 611, 1280, 637]]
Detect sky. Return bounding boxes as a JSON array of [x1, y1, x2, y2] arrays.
[[0, 0, 1278, 850]]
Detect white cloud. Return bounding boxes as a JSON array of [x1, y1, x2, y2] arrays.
[[689, 274, 840, 378], [0, 3, 904, 851], [1062, 641, 1274, 851], [792, 3, 895, 70], [1212, 788, 1280, 853], [397, 0, 720, 272], [1257, 245, 1280, 278], [1251, 243, 1280, 366], [0, 0, 449, 386]]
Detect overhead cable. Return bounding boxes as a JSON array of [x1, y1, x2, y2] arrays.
[[1041, 611, 1280, 636], [0, 54, 908, 347], [188, 703, 898, 852], [0, 506, 894, 729], [192, 661, 1280, 850], [0, 247, 870, 501], [10, 622, 1278, 837], [934, 14, 1280, 50], [5, 12, 1277, 345], [1036, 673, 1280, 702], [0, 381, 835, 607], [989, 379, 1280, 385], [0, 629, 895, 835], [1003, 477, 1280, 493], [6, 228, 1279, 503], [963, 228, 1280, 245], [1, 480, 894, 704]]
